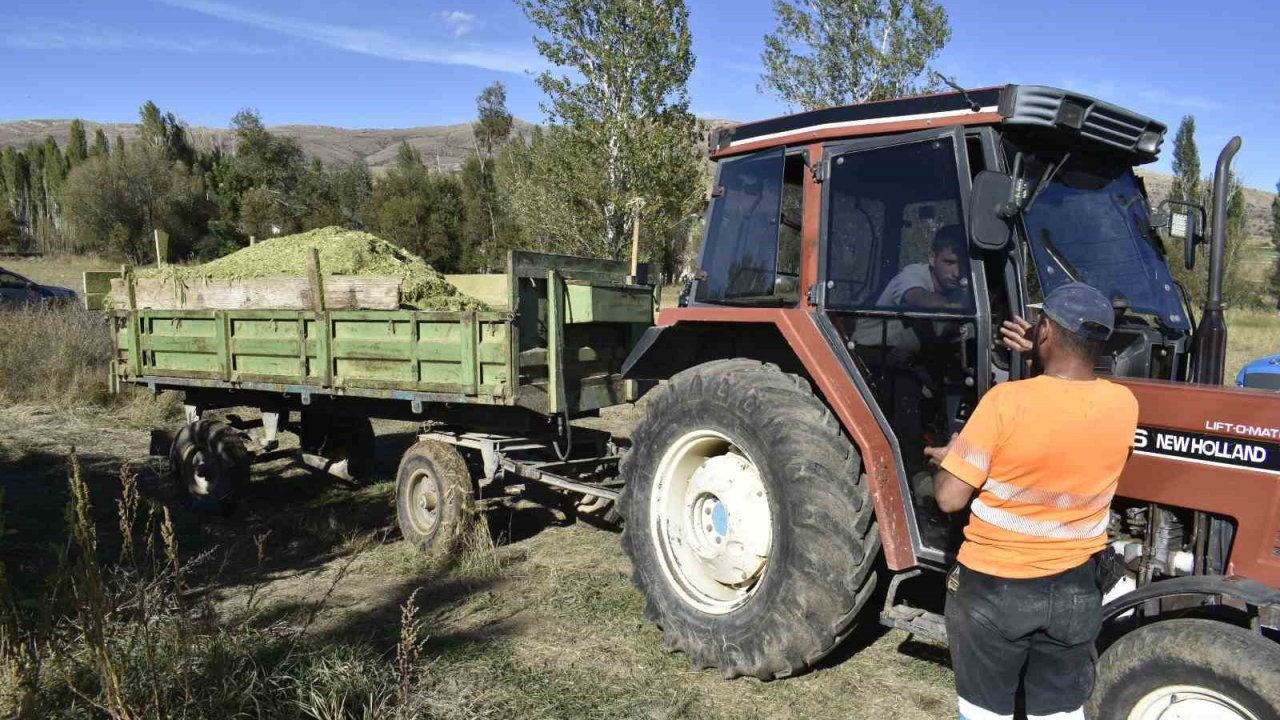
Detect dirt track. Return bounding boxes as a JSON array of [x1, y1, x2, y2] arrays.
[[0, 402, 957, 719]]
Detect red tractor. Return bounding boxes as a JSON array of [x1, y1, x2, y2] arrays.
[[619, 84, 1280, 718]]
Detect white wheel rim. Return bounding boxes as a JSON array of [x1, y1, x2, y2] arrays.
[[1129, 685, 1259, 720], [650, 429, 772, 615], [190, 450, 211, 495], [407, 468, 441, 536]]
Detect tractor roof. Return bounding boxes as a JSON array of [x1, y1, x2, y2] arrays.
[[710, 84, 1167, 163]]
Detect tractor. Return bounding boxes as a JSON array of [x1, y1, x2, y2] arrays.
[[619, 84, 1280, 718]]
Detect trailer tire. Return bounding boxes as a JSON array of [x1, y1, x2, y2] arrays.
[[299, 412, 376, 482], [619, 359, 880, 680], [169, 420, 251, 513], [396, 440, 475, 567], [1089, 618, 1280, 720]]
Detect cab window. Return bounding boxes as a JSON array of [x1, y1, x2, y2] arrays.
[[696, 148, 805, 305]]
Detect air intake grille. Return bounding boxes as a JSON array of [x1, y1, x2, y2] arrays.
[[999, 85, 1167, 162]]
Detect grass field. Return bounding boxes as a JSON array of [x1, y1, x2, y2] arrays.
[[1, 254, 120, 296]]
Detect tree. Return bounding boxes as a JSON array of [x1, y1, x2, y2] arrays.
[[61, 142, 209, 261], [90, 128, 110, 159], [514, 0, 702, 260], [759, 0, 950, 110], [466, 82, 517, 270], [1270, 183, 1280, 300], [1170, 115, 1200, 203], [475, 82, 514, 159], [211, 109, 308, 239], [363, 142, 465, 269], [1270, 181, 1280, 252], [66, 120, 89, 167], [139, 100, 194, 166], [330, 159, 373, 229]]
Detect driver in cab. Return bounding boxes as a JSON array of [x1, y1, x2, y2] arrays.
[[850, 223, 971, 466], [852, 224, 969, 352]]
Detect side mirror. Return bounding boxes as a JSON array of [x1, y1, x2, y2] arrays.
[[968, 171, 1015, 251]]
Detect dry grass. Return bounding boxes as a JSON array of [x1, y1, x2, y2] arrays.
[[1225, 307, 1280, 384], [0, 304, 116, 407], [0, 303, 180, 427]]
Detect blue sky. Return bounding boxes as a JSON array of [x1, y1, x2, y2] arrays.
[[3, 0, 1278, 190]]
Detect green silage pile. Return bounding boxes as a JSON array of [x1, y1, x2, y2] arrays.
[[143, 227, 485, 310]]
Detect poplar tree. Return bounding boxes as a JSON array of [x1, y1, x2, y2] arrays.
[[66, 119, 89, 167], [91, 128, 110, 158], [760, 0, 951, 109], [512, 0, 701, 260], [1170, 115, 1200, 203], [465, 82, 516, 270]]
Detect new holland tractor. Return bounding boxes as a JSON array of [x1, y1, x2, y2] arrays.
[[619, 84, 1280, 718]]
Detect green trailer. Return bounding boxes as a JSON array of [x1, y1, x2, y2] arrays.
[[106, 250, 655, 557]]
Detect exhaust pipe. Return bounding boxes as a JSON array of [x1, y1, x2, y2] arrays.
[[1190, 136, 1242, 385]]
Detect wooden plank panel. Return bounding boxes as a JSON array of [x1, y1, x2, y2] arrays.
[[110, 276, 400, 310]]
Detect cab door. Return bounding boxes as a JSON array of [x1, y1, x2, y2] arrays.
[[815, 126, 993, 564]]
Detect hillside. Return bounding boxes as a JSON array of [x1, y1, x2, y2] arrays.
[[1, 118, 1275, 234], [0, 118, 533, 173], [1137, 169, 1275, 240]]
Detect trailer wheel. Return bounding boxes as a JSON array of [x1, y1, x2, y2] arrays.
[[169, 420, 251, 513], [299, 411, 376, 482], [1089, 619, 1280, 720], [396, 440, 475, 567], [619, 359, 880, 679]]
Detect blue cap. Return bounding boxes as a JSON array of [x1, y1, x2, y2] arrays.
[[1043, 282, 1114, 341]]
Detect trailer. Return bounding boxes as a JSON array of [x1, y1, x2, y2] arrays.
[[107, 250, 655, 562]]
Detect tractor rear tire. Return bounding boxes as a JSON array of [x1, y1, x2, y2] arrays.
[[299, 411, 376, 482], [1089, 618, 1280, 720], [169, 419, 251, 514], [395, 440, 475, 568], [619, 359, 880, 679]]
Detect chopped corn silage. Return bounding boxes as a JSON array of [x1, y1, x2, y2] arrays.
[[139, 227, 486, 311]]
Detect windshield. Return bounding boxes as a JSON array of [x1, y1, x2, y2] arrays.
[[1009, 144, 1188, 329]]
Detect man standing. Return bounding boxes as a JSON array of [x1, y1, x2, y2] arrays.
[[926, 282, 1138, 720]]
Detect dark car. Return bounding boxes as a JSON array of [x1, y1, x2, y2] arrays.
[[0, 266, 78, 308]]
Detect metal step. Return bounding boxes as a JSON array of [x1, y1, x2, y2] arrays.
[[880, 603, 947, 645]]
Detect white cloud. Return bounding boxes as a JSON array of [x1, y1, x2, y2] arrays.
[[158, 0, 540, 74], [1, 23, 276, 55], [439, 10, 477, 38]]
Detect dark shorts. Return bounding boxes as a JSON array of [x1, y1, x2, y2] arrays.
[[945, 561, 1102, 720]]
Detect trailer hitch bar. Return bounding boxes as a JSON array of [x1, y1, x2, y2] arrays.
[[498, 457, 620, 501]]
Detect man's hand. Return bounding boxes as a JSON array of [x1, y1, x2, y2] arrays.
[[999, 315, 1034, 353], [923, 446, 948, 466]]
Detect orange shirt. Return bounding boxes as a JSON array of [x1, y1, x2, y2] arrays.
[[940, 375, 1139, 579]]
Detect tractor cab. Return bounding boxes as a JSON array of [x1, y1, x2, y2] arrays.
[[689, 85, 1193, 562]]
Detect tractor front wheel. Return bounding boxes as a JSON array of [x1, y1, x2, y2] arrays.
[[1089, 618, 1280, 720], [620, 359, 880, 679]]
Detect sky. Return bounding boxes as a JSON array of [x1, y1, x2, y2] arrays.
[[2, 0, 1278, 190]]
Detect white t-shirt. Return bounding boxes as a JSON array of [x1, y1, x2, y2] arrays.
[[852, 263, 935, 349]]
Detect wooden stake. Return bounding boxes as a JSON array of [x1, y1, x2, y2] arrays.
[[154, 229, 163, 267], [307, 247, 326, 312]]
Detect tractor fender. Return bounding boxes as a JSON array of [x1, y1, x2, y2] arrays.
[[1103, 574, 1280, 630], [621, 310, 918, 571]]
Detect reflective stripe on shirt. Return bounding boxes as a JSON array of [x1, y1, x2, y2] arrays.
[[969, 498, 1110, 540]]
